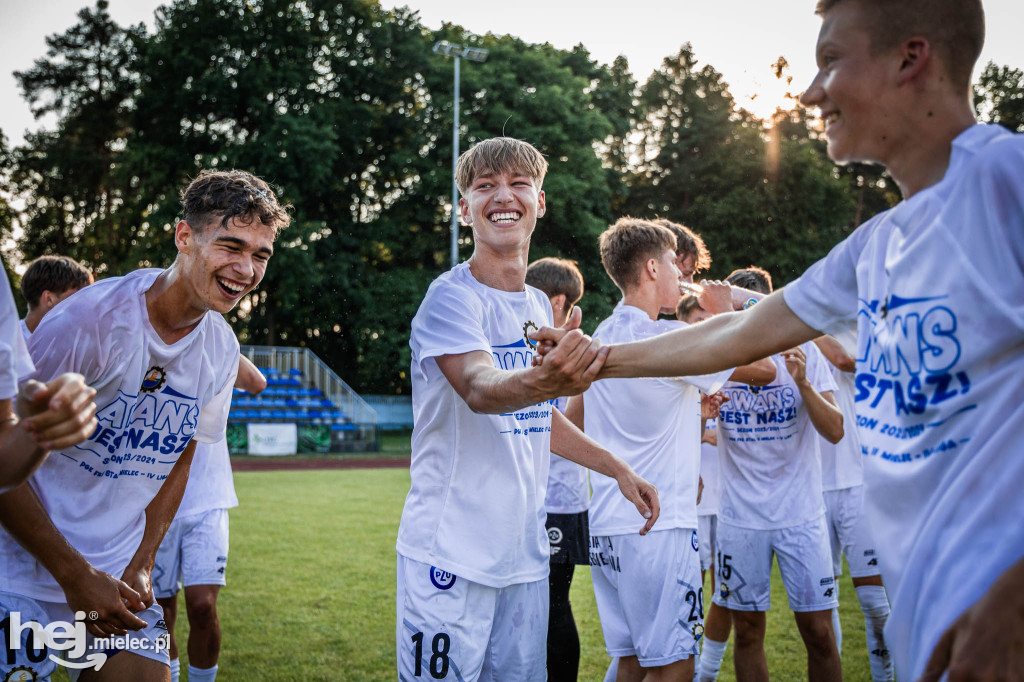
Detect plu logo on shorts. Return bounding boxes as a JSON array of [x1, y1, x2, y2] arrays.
[[719, 583, 730, 599], [690, 531, 699, 552], [4, 666, 39, 682], [547, 527, 563, 544], [429, 566, 456, 590], [140, 366, 167, 393], [522, 321, 538, 349], [691, 622, 704, 641]]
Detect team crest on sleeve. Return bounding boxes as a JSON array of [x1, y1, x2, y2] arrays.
[[522, 321, 538, 349], [140, 366, 167, 393], [4, 667, 39, 682], [429, 566, 457, 590]]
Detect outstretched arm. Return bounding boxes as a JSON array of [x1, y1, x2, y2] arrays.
[[549, 408, 658, 535], [597, 293, 818, 379], [436, 308, 608, 414], [532, 293, 814, 381]]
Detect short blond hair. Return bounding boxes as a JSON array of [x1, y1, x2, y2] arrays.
[[815, 0, 984, 91], [455, 138, 548, 195], [599, 217, 677, 293]]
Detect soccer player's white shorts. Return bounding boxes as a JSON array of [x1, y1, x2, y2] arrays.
[[823, 485, 881, 579], [152, 508, 230, 599], [0, 591, 170, 681], [396, 554, 547, 681], [590, 528, 703, 667], [697, 514, 717, 572], [712, 516, 839, 613]]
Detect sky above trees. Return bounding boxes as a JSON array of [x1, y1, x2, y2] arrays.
[[2, 0, 1022, 143]]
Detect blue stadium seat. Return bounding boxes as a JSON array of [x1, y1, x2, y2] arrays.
[[258, 409, 272, 420], [271, 409, 287, 420], [289, 368, 302, 377]]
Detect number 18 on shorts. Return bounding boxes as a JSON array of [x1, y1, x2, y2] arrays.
[[395, 555, 548, 681]]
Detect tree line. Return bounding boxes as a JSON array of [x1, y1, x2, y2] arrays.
[[2, 0, 1021, 394]]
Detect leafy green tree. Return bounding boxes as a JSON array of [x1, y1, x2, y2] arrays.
[[6, 1, 145, 271], [975, 61, 1024, 133]]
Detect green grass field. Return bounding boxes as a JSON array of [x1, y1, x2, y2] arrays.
[[141, 465, 877, 681]]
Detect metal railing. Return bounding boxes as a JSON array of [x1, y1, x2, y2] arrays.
[[240, 345, 378, 427]]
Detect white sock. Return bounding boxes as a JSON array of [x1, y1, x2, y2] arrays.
[[603, 657, 618, 682], [169, 658, 180, 682], [832, 605, 843, 656], [187, 664, 218, 682], [856, 584, 893, 681], [697, 638, 727, 682]]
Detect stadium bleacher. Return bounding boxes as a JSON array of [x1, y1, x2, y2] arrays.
[[228, 366, 357, 430]]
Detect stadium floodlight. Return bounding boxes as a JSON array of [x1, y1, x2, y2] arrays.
[[432, 40, 489, 268]]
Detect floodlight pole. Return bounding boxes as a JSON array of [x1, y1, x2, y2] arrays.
[[451, 54, 460, 269], [433, 41, 488, 268]]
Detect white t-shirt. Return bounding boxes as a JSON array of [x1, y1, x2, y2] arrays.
[[584, 306, 731, 536], [177, 438, 239, 517], [0, 269, 239, 601], [397, 262, 555, 588], [0, 271, 33, 401], [697, 419, 719, 516], [783, 124, 1024, 679], [544, 396, 589, 515], [716, 343, 836, 530], [19, 319, 31, 344], [819, 337, 864, 492]]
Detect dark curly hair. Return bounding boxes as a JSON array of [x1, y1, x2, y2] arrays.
[[181, 170, 292, 235]]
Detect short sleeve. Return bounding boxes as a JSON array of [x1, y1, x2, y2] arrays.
[[681, 367, 734, 395], [194, 364, 238, 443], [23, 307, 106, 389], [783, 219, 876, 337], [0, 270, 33, 400], [945, 134, 1024, 318], [410, 281, 490, 369]]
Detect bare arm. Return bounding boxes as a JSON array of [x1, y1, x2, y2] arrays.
[[813, 335, 856, 373], [0, 483, 147, 637], [597, 293, 820, 380], [436, 308, 608, 414], [729, 358, 777, 386], [119, 439, 198, 607], [236, 355, 267, 395], [564, 394, 584, 431], [0, 375, 98, 491], [549, 408, 658, 535], [784, 347, 844, 444]]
